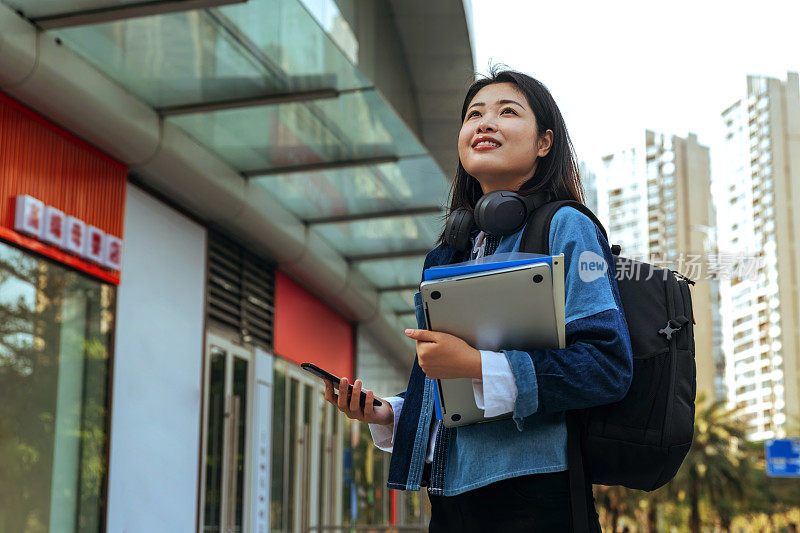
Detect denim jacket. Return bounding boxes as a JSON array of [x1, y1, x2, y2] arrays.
[[385, 206, 634, 496]]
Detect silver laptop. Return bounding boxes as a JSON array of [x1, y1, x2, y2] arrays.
[[419, 255, 565, 427]]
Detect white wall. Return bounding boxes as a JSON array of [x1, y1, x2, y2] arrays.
[[107, 184, 206, 532]]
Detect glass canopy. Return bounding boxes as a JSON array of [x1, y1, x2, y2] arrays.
[[45, 0, 369, 108], [380, 289, 418, 313], [354, 257, 426, 290], [312, 214, 440, 258], [253, 156, 447, 220], [3, 0, 141, 18], [169, 89, 426, 172], [4, 0, 450, 328]]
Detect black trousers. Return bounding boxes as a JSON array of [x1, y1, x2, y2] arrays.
[[427, 470, 602, 532]]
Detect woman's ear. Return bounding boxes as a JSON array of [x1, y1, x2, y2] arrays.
[[537, 129, 554, 157]]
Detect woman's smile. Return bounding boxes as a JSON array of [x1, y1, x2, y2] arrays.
[[472, 135, 503, 151]]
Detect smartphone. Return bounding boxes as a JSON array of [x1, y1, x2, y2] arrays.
[[300, 362, 382, 408]]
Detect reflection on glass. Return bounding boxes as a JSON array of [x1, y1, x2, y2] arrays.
[[298, 0, 359, 63], [170, 89, 425, 172], [380, 289, 417, 313], [231, 357, 248, 532], [218, 0, 366, 89], [1, 0, 139, 18], [313, 213, 440, 257], [341, 422, 393, 527], [0, 240, 114, 532], [301, 384, 313, 530], [52, 0, 369, 108], [203, 349, 226, 532], [286, 378, 298, 530], [254, 156, 447, 221], [317, 400, 327, 527], [354, 257, 426, 289]]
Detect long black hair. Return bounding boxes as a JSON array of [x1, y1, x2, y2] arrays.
[[437, 66, 585, 245]]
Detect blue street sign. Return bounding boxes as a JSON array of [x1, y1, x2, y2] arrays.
[[765, 438, 800, 477]]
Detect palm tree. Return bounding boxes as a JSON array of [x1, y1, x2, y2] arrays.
[[667, 392, 752, 533], [594, 484, 639, 532]]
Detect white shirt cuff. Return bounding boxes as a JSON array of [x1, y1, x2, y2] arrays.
[[368, 396, 404, 453], [472, 350, 518, 417]]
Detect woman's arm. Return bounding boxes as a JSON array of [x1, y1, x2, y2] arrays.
[[503, 207, 634, 430]]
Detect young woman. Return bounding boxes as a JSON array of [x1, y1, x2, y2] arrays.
[[324, 68, 633, 532]]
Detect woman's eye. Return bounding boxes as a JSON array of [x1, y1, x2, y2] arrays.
[[466, 108, 515, 119]]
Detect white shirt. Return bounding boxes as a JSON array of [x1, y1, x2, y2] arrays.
[[368, 231, 518, 462]]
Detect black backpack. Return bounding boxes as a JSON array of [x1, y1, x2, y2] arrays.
[[521, 201, 697, 529]]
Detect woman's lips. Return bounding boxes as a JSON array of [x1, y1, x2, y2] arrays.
[[472, 144, 501, 151]]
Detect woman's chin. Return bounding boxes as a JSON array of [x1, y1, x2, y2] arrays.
[[464, 162, 508, 179]]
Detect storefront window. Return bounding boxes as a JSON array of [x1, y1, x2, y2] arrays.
[[0, 240, 114, 532]]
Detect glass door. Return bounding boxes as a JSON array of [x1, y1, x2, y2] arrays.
[[200, 334, 252, 533], [270, 358, 343, 532]]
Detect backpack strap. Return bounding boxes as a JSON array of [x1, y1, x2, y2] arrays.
[[521, 199, 610, 255], [520, 199, 608, 533], [567, 413, 590, 533]]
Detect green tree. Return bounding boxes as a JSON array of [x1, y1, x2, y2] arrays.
[[667, 392, 752, 533]]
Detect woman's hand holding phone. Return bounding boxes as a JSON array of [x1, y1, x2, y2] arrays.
[[324, 377, 394, 426]]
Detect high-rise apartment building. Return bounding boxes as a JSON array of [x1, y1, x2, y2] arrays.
[[580, 161, 599, 214], [597, 131, 717, 401], [716, 72, 800, 440]]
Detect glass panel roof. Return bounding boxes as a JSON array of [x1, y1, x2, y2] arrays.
[[312, 214, 440, 258], [47, 0, 369, 108], [169, 89, 426, 172], [11, 0, 452, 318], [253, 156, 448, 220], [380, 289, 417, 313], [3, 0, 139, 19], [354, 257, 425, 289]]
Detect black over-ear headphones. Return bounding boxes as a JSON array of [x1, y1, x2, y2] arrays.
[[444, 189, 552, 251]]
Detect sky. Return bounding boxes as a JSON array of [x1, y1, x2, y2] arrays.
[[470, 0, 800, 170]]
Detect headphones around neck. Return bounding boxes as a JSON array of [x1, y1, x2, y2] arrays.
[[444, 189, 552, 251]]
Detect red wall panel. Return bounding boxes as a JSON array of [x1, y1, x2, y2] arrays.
[[0, 91, 127, 283], [274, 270, 354, 379]]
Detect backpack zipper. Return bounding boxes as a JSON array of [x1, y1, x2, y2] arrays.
[[661, 275, 678, 448]]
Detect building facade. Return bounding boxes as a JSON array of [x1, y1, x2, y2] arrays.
[[716, 73, 800, 441], [597, 131, 717, 401], [0, 0, 474, 531]]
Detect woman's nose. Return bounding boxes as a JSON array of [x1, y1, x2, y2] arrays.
[[477, 120, 496, 132]]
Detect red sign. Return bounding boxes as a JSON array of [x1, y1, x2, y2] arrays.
[[14, 195, 123, 272]]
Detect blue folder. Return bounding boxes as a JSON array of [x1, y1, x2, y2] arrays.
[[423, 252, 552, 281], [422, 252, 554, 421]]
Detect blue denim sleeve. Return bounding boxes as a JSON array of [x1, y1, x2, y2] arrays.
[[503, 207, 634, 430]]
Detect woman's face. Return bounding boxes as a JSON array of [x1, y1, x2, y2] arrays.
[[457, 82, 553, 194]]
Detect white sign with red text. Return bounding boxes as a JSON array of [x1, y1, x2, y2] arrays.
[[14, 195, 44, 238], [43, 206, 66, 247], [65, 216, 86, 256], [14, 195, 123, 271]]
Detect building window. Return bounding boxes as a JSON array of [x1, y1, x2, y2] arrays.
[[0, 240, 115, 531]]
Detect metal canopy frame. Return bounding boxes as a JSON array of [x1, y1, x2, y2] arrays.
[[306, 206, 443, 225], [158, 89, 339, 116], [158, 86, 372, 116], [378, 284, 420, 293], [244, 156, 400, 177], [33, 0, 245, 30], [347, 248, 429, 263]]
